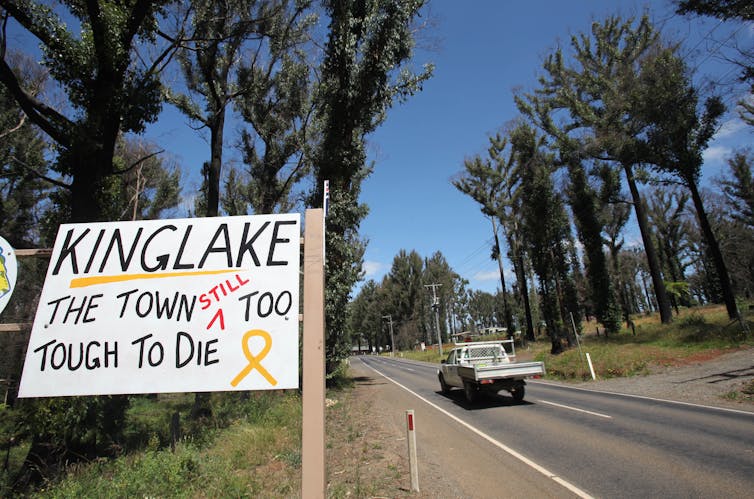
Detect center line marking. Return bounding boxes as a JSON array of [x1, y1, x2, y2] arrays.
[[537, 399, 612, 419]]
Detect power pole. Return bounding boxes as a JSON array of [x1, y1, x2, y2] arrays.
[[382, 315, 395, 357], [424, 284, 443, 356]]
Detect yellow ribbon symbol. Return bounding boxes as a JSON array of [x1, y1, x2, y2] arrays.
[[231, 329, 277, 387]]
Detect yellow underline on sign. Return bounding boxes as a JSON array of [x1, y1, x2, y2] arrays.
[[69, 269, 240, 288]]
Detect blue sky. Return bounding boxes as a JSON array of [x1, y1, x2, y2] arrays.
[[355, 1, 752, 294], [139, 1, 753, 295]]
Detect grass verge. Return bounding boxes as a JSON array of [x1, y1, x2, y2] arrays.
[[393, 304, 753, 387], [30, 392, 302, 498]]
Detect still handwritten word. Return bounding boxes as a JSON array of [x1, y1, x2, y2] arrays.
[[199, 274, 250, 309], [202, 274, 250, 331]]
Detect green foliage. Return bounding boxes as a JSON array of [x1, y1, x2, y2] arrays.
[[1, 0, 174, 221], [720, 150, 754, 229], [509, 123, 575, 352], [323, 185, 369, 372], [19, 395, 130, 454], [516, 14, 676, 325], [170, 0, 315, 217], [634, 43, 738, 320], [452, 133, 517, 334], [4, 391, 303, 495], [348, 249, 471, 353], [676, 0, 754, 22], [566, 157, 622, 335], [0, 57, 56, 248], [666, 281, 691, 304], [311, 0, 432, 374]]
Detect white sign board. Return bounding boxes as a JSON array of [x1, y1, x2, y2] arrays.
[[18, 214, 300, 397]]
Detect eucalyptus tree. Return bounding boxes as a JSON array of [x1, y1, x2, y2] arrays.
[[0, 57, 52, 248], [452, 134, 514, 334], [634, 47, 738, 320], [646, 187, 693, 312], [720, 150, 754, 229], [308, 0, 433, 372], [0, 0, 179, 222], [516, 15, 674, 324], [0, 0, 182, 476], [563, 150, 622, 335], [618, 247, 653, 316], [347, 279, 383, 352], [451, 274, 470, 333], [686, 156, 754, 300], [453, 131, 536, 341], [384, 249, 424, 340], [466, 290, 497, 330], [221, 166, 250, 215], [715, 158, 754, 297], [510, 123, 574, 353], [167, 0, 312, 217], [81, 137, 180, 222], [235, 31, 314, 214], [646, 188, 692, 286], [594, 162, 633, 324]]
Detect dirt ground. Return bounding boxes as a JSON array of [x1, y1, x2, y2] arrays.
[[324, 347, 754, 498], [325, 363, 466, 499]]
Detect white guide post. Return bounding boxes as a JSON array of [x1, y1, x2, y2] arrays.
[[406, 409, 419, 492]]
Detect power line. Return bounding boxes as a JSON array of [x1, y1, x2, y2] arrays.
[[452, 236, 495, 273]]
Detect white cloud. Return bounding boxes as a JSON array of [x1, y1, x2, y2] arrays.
[[362, 260, 384, 277], [703, 145, 731, 165], [473, 270, 499, 281], [715, 116, 747, 140]]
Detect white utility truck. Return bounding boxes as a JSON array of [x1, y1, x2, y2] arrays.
[[437, 340, 545, 403]]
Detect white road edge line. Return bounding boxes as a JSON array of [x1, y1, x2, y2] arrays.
[[359, 357, 595, 499], [536, 399, 612, 419]]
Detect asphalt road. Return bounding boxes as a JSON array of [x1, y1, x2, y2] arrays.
[[354, 355, 754, 498]]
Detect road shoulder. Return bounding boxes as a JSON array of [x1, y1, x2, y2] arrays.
[[326, 357, 580, 498], [556, 346, 754, 412]]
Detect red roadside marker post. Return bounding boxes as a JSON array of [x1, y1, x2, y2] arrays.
[[406, 409, 419, 492]]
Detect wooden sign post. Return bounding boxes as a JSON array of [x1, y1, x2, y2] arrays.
[[302, 208, 325, 498]]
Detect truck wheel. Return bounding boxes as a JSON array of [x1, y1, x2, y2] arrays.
[[463, 381, 478, 403], [512, 385, 525, 403], [439, 373, 450, 394]]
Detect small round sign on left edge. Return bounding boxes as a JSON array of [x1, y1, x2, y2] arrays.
[[0, 235, 18, 316]]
